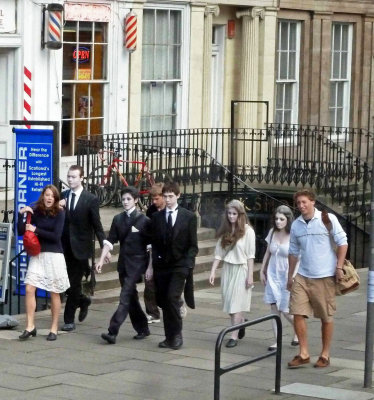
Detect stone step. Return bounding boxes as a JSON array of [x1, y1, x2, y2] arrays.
[[92, 263, 262, 304]]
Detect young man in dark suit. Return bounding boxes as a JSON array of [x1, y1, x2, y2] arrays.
[[96, 187, 151, 344], [146, 182, 198, 350], [60, 165, 106, 331]]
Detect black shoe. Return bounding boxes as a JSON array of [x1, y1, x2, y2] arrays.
[[46, 332, 57, 341], [158, 339, 171, 348], [133, 331, 150, 340], [225, 339, 238, 348], [238, 319, 248, 340], [169, 334, 183, 350], [101, 332, 116, 344], [78, 297, 91, 322], [61, 323, 76, 332], [19, 328, 37, 340]]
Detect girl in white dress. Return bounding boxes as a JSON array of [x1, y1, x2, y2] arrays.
[[260, 205, 298, 350], [209, 200, 256, 348]]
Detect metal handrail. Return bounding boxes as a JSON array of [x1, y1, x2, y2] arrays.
[[214, 314, 282, 400]]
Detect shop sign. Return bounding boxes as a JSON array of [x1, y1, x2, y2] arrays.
[[72, 46, 90, 63], [65, 2, 111, 22], [78, 68, 91, 80], [0, 0, 16, 33], [0, 223, 12, 303]]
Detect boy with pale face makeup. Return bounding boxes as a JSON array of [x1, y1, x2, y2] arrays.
[[96, 187, 151, 344]]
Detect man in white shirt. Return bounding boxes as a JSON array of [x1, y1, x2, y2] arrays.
[[287, 189, 347, 369]]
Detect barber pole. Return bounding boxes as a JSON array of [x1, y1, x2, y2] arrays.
[[125, 12, 137, 52], [48, 9, 62, 45], [23, 67, 32, 129]]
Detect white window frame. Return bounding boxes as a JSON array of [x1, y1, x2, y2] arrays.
[[275, 20, 300, 127], [141, 3, 190, 138], [329, 23, 352, 129]]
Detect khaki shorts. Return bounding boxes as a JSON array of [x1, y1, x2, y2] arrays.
[[289, 274, 336, 322]]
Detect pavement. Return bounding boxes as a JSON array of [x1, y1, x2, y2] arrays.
[[0, 268, 370, 399]]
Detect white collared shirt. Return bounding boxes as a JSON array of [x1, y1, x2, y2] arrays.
[[126, 206, 136, 217], [68, 186, 83, 210], [165, 206, 178, 227]]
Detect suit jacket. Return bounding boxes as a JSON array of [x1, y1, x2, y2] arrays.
[[61, 189, 105, 260], [107, 210, 151, 274], [151, 207, 198, 269]]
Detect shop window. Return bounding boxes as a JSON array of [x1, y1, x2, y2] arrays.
[[62, 21, 107, 156], [329, 23, 352, 129], [141, 7, 186, 140], [275, 21, 300, 126]]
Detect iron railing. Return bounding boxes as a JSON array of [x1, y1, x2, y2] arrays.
[[0, 157, 15, 223]]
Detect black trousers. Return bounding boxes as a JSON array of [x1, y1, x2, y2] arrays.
[[154, 267, 189, 340], [64, 246, 89, 324], [108, 269, 148, 336]]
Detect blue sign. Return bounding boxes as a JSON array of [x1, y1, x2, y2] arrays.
[[14, 129, 54, 296]]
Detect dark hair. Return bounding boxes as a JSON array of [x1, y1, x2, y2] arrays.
[[68, 165, 84, 177], [294, 188, 316, 202], [149, 182, 164, 197], [34, 184, 60, 216], [162, 181, 180, 196], [273, 205, 294, 233], [216, 199, 249, 249], [120, 186, 139, 200]]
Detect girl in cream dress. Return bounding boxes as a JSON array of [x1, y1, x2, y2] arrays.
[[209, 200, 256, 348]]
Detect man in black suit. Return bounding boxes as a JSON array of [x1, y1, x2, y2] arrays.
[[96, 187, 151, 344], [146, 182, 198, 350], [60, 165, 106, 331]]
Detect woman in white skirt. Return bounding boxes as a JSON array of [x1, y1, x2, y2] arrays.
[[260, 205, 298, 350], [17, 184, 70, 341], [209, 200, 256, 348]]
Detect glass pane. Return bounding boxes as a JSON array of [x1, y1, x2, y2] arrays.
[[141, 83, 150, 116], [276, 84, 284, 109], [279, 52, 288, 79], [94, 22, 106, 43], [164, 116, 174, 130], [280, 22, 288, 51], [341, 52, 347, 79], [143, 10, 155, 44], [155, 45, 167, 80], [275, 110, 283, 124], [75, 119, 88, 140], [342, 25, 349, 51], [63, 22, 77, 42], [75, 83, 89, 119], [164, 83, 177, 115], [333, 24, 341, 51], [329, 83, 336, 107], [336, 108, 343, 127], [289, 23, 296, 51], [332, 52, 340, 79], [142, 45, 154, 80], [289, 52, 295, 79], [93, 44, 107, 79], [283, 110, 291, 124], [284, 84, 292, 108], [90, 83, 103, 119], [156, 10, 169, 45], [63, 43, 76, 80], [169, 45, 180, 79], [337, 82, 344, 107], [170, 10, 181, 44], [150, 83, 164, 116], [150, 116, 162, 131], [78, 22, 93, 43], [329, 108, 336, 126], [141, 116, 150, 132]]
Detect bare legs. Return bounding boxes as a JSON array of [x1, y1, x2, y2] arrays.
[[229, 312, 244, 340], [24, 284, 61, 334], [293, 314, 309, 359], [25, 284, 36, 331], [321, 320, 334, 359], [50, 292, 61, 334]]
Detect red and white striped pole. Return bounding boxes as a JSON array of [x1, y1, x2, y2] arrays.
[[125, 12, 137, 52], [23, 66, 32, 129]]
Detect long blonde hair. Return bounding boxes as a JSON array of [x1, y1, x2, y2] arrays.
[[216, 200, 249, 249]]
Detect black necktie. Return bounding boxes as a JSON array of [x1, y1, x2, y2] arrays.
[[70, 193, 76, 212], [167, 210, 173, 230]]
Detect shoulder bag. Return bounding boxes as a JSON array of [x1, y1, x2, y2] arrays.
[[321, 209, 360, 295], [23, 212, 41, 256]]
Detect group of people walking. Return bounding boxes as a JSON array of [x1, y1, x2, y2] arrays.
[[18, 168, 348, 368]]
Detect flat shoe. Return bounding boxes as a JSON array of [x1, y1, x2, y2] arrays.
[[133, 331, 150, 340], [287, 355, 310, 368], [314, 356, 330, 368], [19, 328, 37, 340], [46, 332, 57, 341], [268, 344, 277, 351], [238, 319, 248, 340], [225, 339, 238, 348], [291, 339, 299, 346], [101, 332, 116, 344]]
